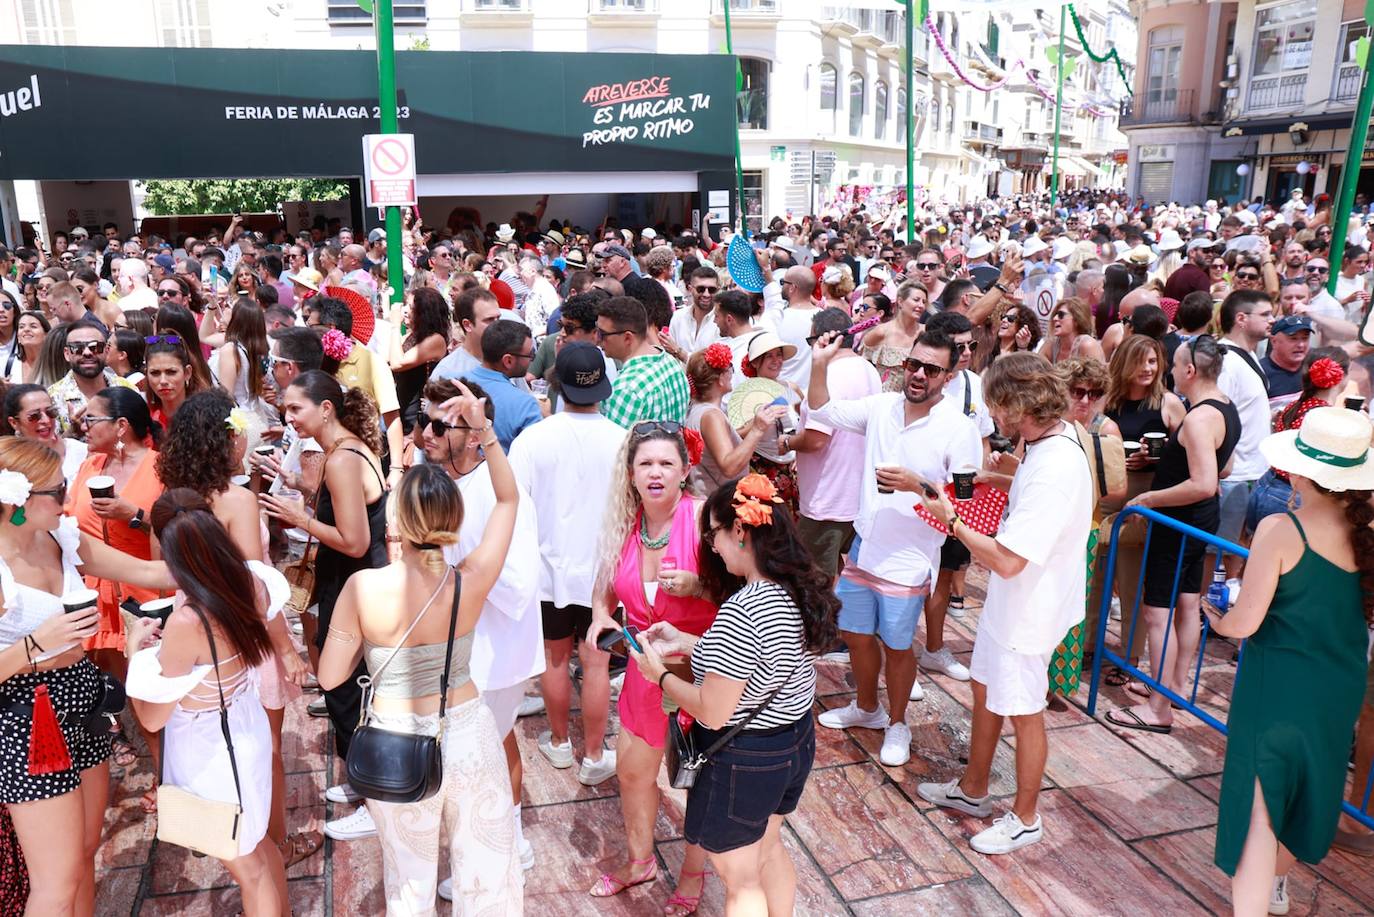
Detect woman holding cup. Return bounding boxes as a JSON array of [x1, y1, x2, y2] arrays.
[[0, 438, 174, 916]]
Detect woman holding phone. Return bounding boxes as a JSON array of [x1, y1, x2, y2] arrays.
[[585, 422, 717, 915]]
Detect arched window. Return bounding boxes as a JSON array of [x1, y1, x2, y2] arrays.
[[819, 62, 837, 132], [945, 98, 955, 134], [875, 81, 889, 140], [738, 57, 769, 129], [848, 71, 865, 136], [896, 86, 907, 136]]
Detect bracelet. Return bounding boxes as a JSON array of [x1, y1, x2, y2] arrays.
[[658, 670, 673, 690], [993, 282, 1010, 294], [326, 626, 358, 644], [948, 513, 963, 535]]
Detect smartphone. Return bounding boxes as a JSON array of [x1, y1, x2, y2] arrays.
[[596, 624, 642, 656]]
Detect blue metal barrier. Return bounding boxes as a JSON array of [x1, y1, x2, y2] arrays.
[[1084, 505, 1374, 832]]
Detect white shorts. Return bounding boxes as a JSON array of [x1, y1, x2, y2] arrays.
[[481, 681, 525, 739], [969, 619, 1053, 718]]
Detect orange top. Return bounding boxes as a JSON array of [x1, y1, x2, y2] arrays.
[[67, 450, 165, 652]]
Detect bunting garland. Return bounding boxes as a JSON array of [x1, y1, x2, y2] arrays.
[[1067, 3, 1133, 95]]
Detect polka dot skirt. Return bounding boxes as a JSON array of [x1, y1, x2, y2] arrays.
[[0, 659, 111, 804]]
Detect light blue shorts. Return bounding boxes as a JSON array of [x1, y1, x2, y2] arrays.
[[835, 537, 927, 651]]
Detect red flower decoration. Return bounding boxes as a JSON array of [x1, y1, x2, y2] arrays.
[[703, 342, 734, 371], [321, 328, 354, 361], [1309, 357, 1345, 390], [682, 428, 705, 467], [740, 357, 757, 378]]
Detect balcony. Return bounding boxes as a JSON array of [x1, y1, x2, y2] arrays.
[[587, 0, 659, 23], [1246, 73, 1307, 112], [962, 121, 1001, 145], [1118, 89, 1200, 127], [820, 7, 905, 48], [1333, 62, 1362, 104]]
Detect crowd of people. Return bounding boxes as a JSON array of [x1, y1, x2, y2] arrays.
[[0, 184, 1369, 916]]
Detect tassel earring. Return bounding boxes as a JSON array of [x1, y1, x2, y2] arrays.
[[9, 506, 24, 526]]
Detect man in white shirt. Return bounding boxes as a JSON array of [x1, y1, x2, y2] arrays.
[[508, 344, 626, 787], [763, 266, 822, 389], [518, 255, 560, 343], [666, 265, 721, 358], [1216, 290, 1275, 582], [712, 289, 763, 390], [917, 353, 1091, 856], [1336, 245, 1371, 324], [808, 327, 982, 767], [0, 247, 19, 304]]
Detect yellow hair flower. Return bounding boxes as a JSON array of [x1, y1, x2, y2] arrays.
[[225, 407, 249, 436]]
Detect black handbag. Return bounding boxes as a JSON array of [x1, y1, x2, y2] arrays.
[[83, 671, 126, 738], [345, 567, 460, 804], [665, 661, 801, 790]]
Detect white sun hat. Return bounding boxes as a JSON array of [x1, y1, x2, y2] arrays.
[[1260, 407, 1374, 492]]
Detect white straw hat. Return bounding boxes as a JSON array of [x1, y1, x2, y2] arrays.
[[1259, 407, 1374, 492]]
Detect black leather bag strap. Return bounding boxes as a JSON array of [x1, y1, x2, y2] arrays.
[[435, 567, 462, 736], [698, 659, 804, 760]]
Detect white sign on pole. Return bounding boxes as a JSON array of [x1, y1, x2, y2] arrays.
[[362, 133, 417, 208]]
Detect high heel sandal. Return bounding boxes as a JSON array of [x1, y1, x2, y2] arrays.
[[589, 856, 657, 897], [664, 868, 709, 916]]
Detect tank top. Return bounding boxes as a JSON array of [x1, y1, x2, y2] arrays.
[[612, 497, 717, 635], [312, 446, 388, 623], [364, 632, 473, 700], [395, 353, 439, 435], [686, 401, 738, 494], [1108, 397, 1169, 444], [1150, 398, 1242, 510]]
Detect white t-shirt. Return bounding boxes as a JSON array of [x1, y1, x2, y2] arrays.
[[1337, 273, 1369, 323], [941, 370, 995, 437], [507, 412, 627, 608], [1217, 346, 1271, 482], [810, 392, 982, 587], [762, 304, 821, 390], [796, 357, 881, 522], [980, 429, 1092, 654], [668, 307, 720, 355], [444, 462, 545, 691]]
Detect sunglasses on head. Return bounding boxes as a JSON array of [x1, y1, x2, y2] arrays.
[[65, 341, 102, 356], [631, 420, 683, 438], [1069, 386, 1104, 401], [903, 357, 948, 377], [145, 335, 182, 345]]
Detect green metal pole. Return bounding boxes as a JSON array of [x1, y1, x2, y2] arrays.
[[722, 1, 749, 238], [1050, 5, 1066, 212], [374, 0, 404, 306], [905, 0, 915, 241], [1327, 40, 1374, 295]]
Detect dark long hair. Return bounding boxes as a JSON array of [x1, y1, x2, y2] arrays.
[[144, 337, 207, 412], [154, 303, 213, 387], [150, 488, 271, 667], [223, 297, 269, 399], [697, 481, 839, 654], [1096, 264, 1135, 338], [287, 368, 382, 455], [97, 386, 162, 448], [405, 286, 451, 351], [111, 328, 146, 375], [156, 389, 237, 496], [1318, 484, 1374, 625]]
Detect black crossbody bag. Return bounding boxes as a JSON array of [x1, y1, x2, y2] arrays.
[[346, 567, 460, 804]]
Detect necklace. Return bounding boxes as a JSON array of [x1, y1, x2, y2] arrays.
[[639, 513, 671, 550]]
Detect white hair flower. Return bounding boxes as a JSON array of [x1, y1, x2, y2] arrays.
[[225, 408, 249, 436], [0, 470, 32, 507]]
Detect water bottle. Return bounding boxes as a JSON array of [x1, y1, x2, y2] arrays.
[[1205, 566, 1229, 614]]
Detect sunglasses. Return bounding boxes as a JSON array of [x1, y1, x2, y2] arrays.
[[20, 406, 60, 423], [1305, 265, 1329, 274], [36, 284, 54, 293], [631, 420, 683, 438], [594, 325, 629, 341], [157, 288, 181, 299], [1069, 386, 1104, 401], [1211, 262, 1227, 270], [145, 335, 182, 345], [30, 483, 66, 505], [956, 340, 978, 353], [693, 285, 719, 294], [903, 357, 948, 377], [559, 321, 584, 335], [914, 262, 941, 270], [65, 341, 103, 356], [424, 416, 471, 436], [1235, 271, 1260, 281]]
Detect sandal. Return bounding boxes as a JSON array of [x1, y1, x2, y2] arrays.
[[664, 869, 709, 916], [949, 595, 965, 610], [139, 788, 158, 814], [1104, 707, 1172, 734], [278, 830, 323, 868], [110, 734, 138, 769], [1105, 666, 1130, 687], [589, 857, 657, 898]]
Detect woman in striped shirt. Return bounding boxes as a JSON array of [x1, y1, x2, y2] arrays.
[[632, 474, 838, 916]]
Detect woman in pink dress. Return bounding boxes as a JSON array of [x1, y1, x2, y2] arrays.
[[586, 422, 718, 916]]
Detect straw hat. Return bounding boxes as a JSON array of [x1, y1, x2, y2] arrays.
[[744, 329, 797, 364], [291, 267, 323, 291], [1260, 407, 1374, 492]]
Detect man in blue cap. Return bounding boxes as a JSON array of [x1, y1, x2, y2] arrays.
[[1261, 314, 1313, 412]]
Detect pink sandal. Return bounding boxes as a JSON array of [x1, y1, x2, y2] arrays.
[[664, 868, 709, 916], [589, 857, 657, 898]]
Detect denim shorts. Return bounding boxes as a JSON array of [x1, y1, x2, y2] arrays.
[[1216, 479, 1255, 544], [1244, 470, 1295, 537], [836, 577, 927, 651], [682, 716, 815, 854]]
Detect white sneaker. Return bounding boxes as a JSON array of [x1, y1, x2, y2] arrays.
[[437, 877, 453, 902], [324, 806, 377, 841], [519, 837, 535, 870], [537, 730, 574, 769], [324, 783, 361, 804], [970, 811, 1043, 855], [517, 694, 546, 718], [817, 700, 888, 731], [916, 779, 993, 817], [1269, 874, 1290, 915], [909, 679, 925, 701], [879, 722, 912, 766], [577, 749, 618, 786], [947, 597, 966, 619], [307, 697, 328, 718], [920, 647, 971, 681]]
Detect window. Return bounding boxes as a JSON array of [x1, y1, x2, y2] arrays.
[[1251, 0, 1316, 77], [329, 0, 427, 24], [1145, 26, 1183, 112], [742, 170, 764, 235], [819, 62, 837, 132], [1335, 20, 1369, 102], [896, 86, 907, 136], [18, 0, 75, 44], [738, 58, 769, 130], [875, 81, 888, 140], [156, 0, 211, 47], [945, 99, 955, 134], [848, 72, 865, 136]]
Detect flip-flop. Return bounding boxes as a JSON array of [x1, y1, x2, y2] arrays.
[[1105, 707, 1172, 734], [1105, 666, 1130, 687], [1125, 681, 1181, 709]]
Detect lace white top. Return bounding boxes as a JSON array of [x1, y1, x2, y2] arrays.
[[0, 516, 87, 663]]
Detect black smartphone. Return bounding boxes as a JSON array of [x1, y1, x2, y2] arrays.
[[596, 624, 641, 657]]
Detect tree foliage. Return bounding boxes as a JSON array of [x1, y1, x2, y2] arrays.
[[138, 179, 351, 216]]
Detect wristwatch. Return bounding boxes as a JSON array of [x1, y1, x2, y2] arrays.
[[128, 508, 146, 531]]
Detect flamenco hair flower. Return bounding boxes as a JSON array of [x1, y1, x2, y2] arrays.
[[682, 428, 705, 467], [321, 328, 354, 361], [1309, 357, 1345, 390], [732, 473, 782, 528], [703, 342, 734, 372], [224, 407, 249, 436], [0, 471, 31, 507]]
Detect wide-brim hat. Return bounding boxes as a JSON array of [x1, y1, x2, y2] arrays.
[[966, 236, 995, 260], [1260, 407, 1374, 492], [495, 223, 516, 242], [1021, 236, 1050, 258], [291, 268, 323, 291], [1050, 236, 1076, 261], [744, 329, 797, 364], [1125, 245, 1155, 266], [542, 229, 565, 247], [1156, 229, 1185, 251], [563, 249, 587, 269]]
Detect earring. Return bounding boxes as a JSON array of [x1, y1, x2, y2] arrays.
[[9, 506, 24, 526], [679, 480, 687, 490], [116, 440, 125, 456], [738, 539, 745, 548]]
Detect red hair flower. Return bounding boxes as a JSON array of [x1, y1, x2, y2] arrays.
[[703, 342, 733, 371], [732, 473, 782, 527], [321, 328, 354, 361], [682, 428, 704, 467], [740, 357, 757, 378], [1309, 357, 1345, 390]]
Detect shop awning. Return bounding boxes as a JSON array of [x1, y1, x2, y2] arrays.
[[1054, 157, 1087, 178], [1070, 156, 1105, 178], [419, 171, 700, 196]]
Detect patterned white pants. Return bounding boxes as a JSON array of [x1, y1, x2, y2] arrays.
[[364, 697, 523, 916]]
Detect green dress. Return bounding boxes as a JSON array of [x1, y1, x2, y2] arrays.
[[1214, 513, 1369, 876]]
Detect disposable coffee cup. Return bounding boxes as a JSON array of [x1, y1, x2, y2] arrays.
[[230, 474, 251, 488], [138, 597, 175, 626], [952, 465, 977, 501], [62, 588, 99, 637], [1345, 396, 1366, 412], [1122, 440, 1142, 458], [87, 475, 115, 499], [875, 462, 900, 494], [254, 444, 275, 459], [1142, 432, 1167, 459]]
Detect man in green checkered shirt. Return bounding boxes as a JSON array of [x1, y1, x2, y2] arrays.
[[596, 296, 689, 428]]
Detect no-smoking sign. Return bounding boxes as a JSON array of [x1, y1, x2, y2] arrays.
[[362, 133, 417, 208]]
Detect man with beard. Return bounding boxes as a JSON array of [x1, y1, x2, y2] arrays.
[[47, 320, 128, 434], [808, 327, 982, 767], [1163, 238, 1219, 301]]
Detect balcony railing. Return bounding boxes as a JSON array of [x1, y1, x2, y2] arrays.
[[1246, 73, 1306, 112], [463, 0, 527, 9], [821, 7, 904, 45], [963, 122, 1001, 144], [1119, 89, 1197, 126], [1333, 62, 1362, 103], [716, 0, 779, 12]]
